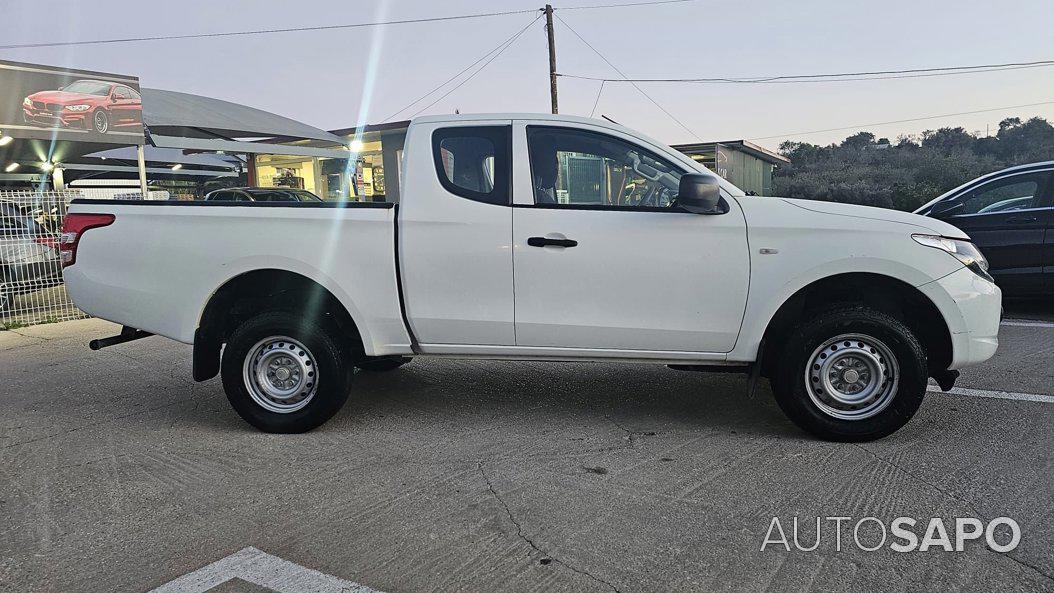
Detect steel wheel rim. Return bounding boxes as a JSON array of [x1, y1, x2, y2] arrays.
[[242, 336, 318, 414], [804, 333, 899, 421], [94, 111, 108, 133]]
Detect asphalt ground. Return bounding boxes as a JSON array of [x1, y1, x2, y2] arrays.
[[1, 315, 1052, 593]]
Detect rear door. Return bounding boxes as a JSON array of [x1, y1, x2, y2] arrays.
[[943, 169, 1053, 295], [399, 120, 516, 346], [510, 121, 749, 353]]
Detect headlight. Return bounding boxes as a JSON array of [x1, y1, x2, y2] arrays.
[[23, 97, 32, 107], [64, 104, 90, 112], [912, 234, 992, 281]]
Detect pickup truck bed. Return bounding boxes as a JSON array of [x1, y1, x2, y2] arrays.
[[64, 200, 412, 354]]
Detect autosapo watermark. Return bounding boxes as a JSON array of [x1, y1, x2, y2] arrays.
[[761, 516, 1021, 553]]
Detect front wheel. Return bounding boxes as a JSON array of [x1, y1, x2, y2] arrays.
[[221, 312, 353, 433], [771, 306, 928, 442], [92, 110, 109, 134]]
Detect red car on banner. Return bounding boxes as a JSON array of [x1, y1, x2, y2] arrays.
[[22, 79, 142, 134]]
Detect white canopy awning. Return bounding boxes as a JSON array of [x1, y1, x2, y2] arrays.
[[142, 88, 345, 144]]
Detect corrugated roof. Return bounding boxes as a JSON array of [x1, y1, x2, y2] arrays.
[[672, 140, 790, 165]]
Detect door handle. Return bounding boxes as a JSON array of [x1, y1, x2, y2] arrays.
[[1005, 216, 1038, 224], [527, 236, 578, 248]]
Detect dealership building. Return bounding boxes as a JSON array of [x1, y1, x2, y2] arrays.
[[0, 59, 787, 199]]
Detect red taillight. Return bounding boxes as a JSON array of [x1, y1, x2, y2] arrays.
[[60, 213, 114, 268]]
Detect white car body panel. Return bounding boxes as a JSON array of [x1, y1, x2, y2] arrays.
[[399, 118, 516, 347], [63, 204, 412, 355], [63, 113, 1001, 372], [726, 197, 973, 362], [508, 117, 749, 353]]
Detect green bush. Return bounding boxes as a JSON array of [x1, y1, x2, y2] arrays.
[[773, 117, 1053, 211]]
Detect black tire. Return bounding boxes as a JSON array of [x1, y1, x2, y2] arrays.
[[771, 305, 927, 442], [92, 110, 109, 134], [356, 356, 411, 372], [221, 311, 353, 433]]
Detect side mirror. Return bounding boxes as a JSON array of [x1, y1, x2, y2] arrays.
[[677, 173, 725, 214], [930, 199, 963, 219]]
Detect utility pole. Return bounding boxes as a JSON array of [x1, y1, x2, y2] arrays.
[[544, 4, 558, 114]]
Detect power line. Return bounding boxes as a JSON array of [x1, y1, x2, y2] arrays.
[[0, 1, 694, 51], [554, 14, 701, 140], [0, 8, 540, 50], [559, 0, 695, 10], [746, 100, 1054, 141], [383, 15, 543, 122], [559, 59, 1054, 84], [409, 15, 542, 119]]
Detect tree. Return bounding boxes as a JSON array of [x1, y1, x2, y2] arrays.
[[772, 117, 1053, 211]]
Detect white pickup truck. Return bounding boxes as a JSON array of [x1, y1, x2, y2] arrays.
[[61, 114, 1001, 441]]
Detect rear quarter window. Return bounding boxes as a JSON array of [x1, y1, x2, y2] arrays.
[[431, 126, 511, 206]]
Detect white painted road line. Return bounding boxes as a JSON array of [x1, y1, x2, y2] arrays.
[[929, 386, 1054, 404], [149, 546, 385, 593], [1001, 319, 1054, 328]]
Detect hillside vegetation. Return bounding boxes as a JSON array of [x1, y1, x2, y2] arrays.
[[773, 117, 1054, 211]]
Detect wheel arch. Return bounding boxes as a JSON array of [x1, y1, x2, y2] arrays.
[[756, 272, 953, 378], [193, 268, 365, 381]]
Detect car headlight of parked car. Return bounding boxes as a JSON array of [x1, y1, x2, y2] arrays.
[[23, 97, 32, 107], [64, 104, 90, 112], [912, 234, 992, 281]]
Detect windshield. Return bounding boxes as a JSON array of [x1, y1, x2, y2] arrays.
[[61, 81, 112, 96], [249, 191, 299, 202], [289, 190, 322, 202]]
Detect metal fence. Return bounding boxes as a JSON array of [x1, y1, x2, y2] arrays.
[[0, 190, 85, 328]]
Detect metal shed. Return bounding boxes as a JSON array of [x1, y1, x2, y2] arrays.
[[672, 140, 789, 196]]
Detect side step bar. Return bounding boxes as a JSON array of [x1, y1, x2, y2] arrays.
[[89, 326, 153, 350]]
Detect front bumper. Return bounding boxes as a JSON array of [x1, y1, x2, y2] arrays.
[[917, 266, 1001, 369], [23, 106, 87, 128]]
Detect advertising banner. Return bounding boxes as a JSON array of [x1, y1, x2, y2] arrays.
[[0, 59, 145, 145]]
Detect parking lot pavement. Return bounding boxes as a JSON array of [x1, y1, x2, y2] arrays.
[[1, 319, 1052, 593]]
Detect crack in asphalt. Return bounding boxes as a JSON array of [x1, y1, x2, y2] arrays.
[[605, 415, 656, 448], [6, 328, 56, 341], [476, 460, 624, 593], [852, 443, 1054, 583]]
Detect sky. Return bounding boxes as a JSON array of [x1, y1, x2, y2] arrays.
[[2, 0, 1052, 152]]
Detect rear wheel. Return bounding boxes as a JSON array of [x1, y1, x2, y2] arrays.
[[221, 311, 352, 433], [771, 306, 927, 442], [357, 356, 411, 372]]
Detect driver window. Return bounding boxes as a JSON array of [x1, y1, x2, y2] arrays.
[[526, 126, 685, 208], [958, 172, 1049, 215]]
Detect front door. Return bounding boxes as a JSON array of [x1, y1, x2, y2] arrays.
[[109, 85, 137, 127], [511, 123, 749, 353], [944, 169, 1053, 295]]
